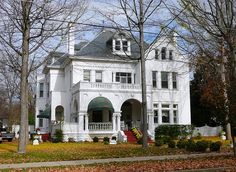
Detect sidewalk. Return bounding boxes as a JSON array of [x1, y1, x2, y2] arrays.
[[0, 152, 233, 170]]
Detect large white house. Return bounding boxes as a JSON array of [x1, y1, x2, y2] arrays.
[[35, 29, 191, 141]]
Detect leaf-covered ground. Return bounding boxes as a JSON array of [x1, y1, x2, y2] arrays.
[[4, 156, 236, 172]]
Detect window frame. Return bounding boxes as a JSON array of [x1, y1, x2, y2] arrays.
[[83, 70, 90, 82], [161, 72, 169, 89], [39, 118, 43, 127], [153, 103, 158, 124], [172, 72, 177, 89], [152, 71, 157, 88], [39, 83, 44, 98], [95, 70, 103, 83], [115, 72, 132, 84], [173, 104, 178, 123], [161, 47, 166, 60], [161, 104, 170, 123], [155, 49, 159, 59], [169, 50, 173, 60]]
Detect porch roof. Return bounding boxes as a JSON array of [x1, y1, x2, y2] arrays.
[[37, 107, 50, 119], [88, 97, 114, 113]]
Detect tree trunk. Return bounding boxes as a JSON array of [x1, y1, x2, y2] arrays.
[[18, 1, 30, 154], [139, 0, 148, 149], [230, 125, 236, 156]]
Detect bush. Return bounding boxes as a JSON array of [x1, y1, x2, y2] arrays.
[[93, 137, 99, 142], [210, 141, 222, 152], [155, 139, 164, 147], [185, 139, 196, 152], [168, 140, 176, 148], [195, 132, 202, 140], [195, 140, 209, 152], [103, 137, 110, 143], [155, 125, 194, 141], [53, 129, 63, 143], [177, 139, 187, 149], [104, 141, 109, 145]]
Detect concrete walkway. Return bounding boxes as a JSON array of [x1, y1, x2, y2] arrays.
[[0, 152, 233, 170]]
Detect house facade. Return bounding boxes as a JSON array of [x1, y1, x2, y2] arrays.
[[35, 29, 191, 141]]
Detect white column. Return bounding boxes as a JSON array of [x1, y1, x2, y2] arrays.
[[78, 112, 85, 132], [148, 111, 154, 131], [112, 113, 116, 132], [117, 113, 121, 131], [85, 114, 89, 132]]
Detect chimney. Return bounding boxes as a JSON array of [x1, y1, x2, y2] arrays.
[[68, 22, 75, 55]]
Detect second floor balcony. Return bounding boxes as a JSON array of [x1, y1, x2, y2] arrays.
[[72, 81, 143, 94]]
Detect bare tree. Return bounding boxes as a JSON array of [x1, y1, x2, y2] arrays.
[[0, 0, 87, 154], [169, 0, 236, 155], [98, 0, 163, 148]]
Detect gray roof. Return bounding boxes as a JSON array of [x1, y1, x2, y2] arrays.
[[47, 29, 150, 67], [76, 29, 149, 59]]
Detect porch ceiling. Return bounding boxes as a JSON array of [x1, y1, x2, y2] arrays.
[[88, 97, 114, 113]]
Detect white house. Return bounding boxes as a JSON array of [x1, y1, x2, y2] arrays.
[[35, 29, 191, 142]]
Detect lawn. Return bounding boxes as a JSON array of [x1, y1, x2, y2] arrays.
[[0, 141, 187, 164], [0, 137, 232, 164]]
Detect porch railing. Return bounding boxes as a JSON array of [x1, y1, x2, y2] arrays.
[[88, 122, 113, 131]]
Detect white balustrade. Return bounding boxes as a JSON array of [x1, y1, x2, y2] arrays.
[[88, 122, 113, 131], [72, 82, 141, 93]]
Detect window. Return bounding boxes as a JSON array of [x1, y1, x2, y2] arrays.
[[172, 72, 177, 89], [95, 71, 102, 82], [155, 49, 159, 59], [153, 103, 158, 123], [161, 47, 166, 60], [39, 83, 44, 97], [169, 50, 173, 60], [161, 72, 168, 88], [83, 70, 90, 82], [115, 40, 121, 50], [114, 39, 130, 53], [152, 71, 157, 88], [47, 83, 49, 97], [122, 41, 128, 52], [162, 104, 170, 123], [115, 72, 131, 84], [173, 104, 178, 123], [39, 118, 43, 127]]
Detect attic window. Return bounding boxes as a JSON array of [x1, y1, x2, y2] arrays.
[[123, 41, 128, 51], [115, 40, 121, 50], [113, 39, 130, 54]]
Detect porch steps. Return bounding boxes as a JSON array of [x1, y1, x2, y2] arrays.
[[124, 130, 154, 143], [124, 130, 138, 143]]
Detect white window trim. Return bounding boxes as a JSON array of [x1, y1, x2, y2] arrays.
[[112, 39, 131, 56]]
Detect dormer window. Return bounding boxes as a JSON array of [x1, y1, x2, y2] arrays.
[[115, 40, 121, 50], [112, 37, 131, 56], [161, 47, 166, 60], [122, 40, 128, 51]]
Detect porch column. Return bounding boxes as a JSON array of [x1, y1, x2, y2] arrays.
[[147, 111, 154, 131], [85, 114, 89, 132], [116, 112, 121, 131], [78, 112, 85, 132], [112, 113, 116, 132]]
